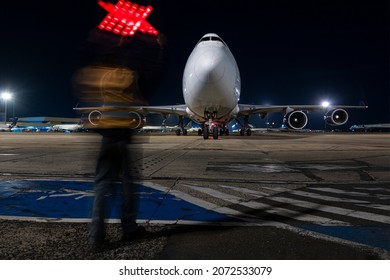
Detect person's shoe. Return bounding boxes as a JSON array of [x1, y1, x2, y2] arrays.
[[121, 226, 147, 242]]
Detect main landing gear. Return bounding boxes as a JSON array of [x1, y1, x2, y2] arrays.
[[175, 115, 188, 136], [175, 128, 187, 136], [239, 128, 252, 136], [237, 115, 252, 136]]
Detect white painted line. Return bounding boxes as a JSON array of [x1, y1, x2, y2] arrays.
[[183, 183, 349, 225], [242, 200, 349, 225], [0, 215, 91, 223], [143, 181, 279, 226], [357, 204, 390, 211], [219, 184, 270, 197], [147, 181, 294, 226], [262, 186, 296, 193], [308, 187, 390, 200], [142, 181, 219, 210], [354, 186, 390, 193], [269, 196, 390, 224], [290, 190, 371, 204]]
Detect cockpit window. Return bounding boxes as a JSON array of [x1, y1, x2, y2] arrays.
[[199, 36, 226, 45]]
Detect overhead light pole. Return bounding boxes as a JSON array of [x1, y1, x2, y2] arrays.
[[1, 92, 12, 124]]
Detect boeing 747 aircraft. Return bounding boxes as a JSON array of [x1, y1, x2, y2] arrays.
[[76, 33, 367, 139]]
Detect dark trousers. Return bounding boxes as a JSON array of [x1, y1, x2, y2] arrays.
[[89, 135, 138, 243]]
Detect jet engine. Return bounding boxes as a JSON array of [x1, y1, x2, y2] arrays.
[[88, 110, 102, 126], [87, 110, 145, 129], [283, 110, 308, 130], [128, 112, 145, 129], [324, 108, 348, 126]]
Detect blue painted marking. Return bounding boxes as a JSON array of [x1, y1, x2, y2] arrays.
[[0, 180, 233, 223], [1, 180, 389, 251], [298, 225, 390, 251]]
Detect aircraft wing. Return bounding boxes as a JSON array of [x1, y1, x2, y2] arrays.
[[237, 104, 368, 116], [127, 104, 188, 116], [75, 104, 188, 116]]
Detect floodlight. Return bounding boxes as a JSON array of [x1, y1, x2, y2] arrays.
[[321, 101, 330, 108], [1, 92, 12, 101]]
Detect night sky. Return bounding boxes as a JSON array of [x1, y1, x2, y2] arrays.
[[0, 0, 388, 129]]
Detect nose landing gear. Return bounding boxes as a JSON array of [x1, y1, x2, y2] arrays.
[[201, 124, 229, 140]]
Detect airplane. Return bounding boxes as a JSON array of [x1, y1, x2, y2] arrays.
[[75, 2, 367, 139], [349, 123, 390, 132], [50, 116, 84, 132], [76, 33, 367, 139], [51, 123, 83, 132], [0, 118, 18, 132], [139, 124, 178, 133], [139, 119, 200, 134], [0, 124, 12, 132]]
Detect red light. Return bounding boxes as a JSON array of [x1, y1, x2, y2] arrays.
[[97, 0, 159, 37]]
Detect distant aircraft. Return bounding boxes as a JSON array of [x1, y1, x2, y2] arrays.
[[52, 123, 83, 132], [349, 123, 390, 132], [0, 118, 18, 132], [76, 2, 367, 139], [139, 125, 175, 132], [0, 124, 12, 132], [139, 120, 198, 134], [50, 117, 84, 132]]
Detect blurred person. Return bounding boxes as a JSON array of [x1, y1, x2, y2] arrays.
[[73, 26, 168, 249]]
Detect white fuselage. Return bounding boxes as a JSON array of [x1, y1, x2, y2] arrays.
[[182, 34, 241, 125]]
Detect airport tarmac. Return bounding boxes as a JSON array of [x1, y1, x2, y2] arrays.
[[0, 131, 389, 259]]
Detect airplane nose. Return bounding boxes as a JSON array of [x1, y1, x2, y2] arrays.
[[194, 50, 225, 83]]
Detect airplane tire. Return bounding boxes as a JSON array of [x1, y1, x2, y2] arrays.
[[203, 125, 209, 139], [213, 127, 219, 140]]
